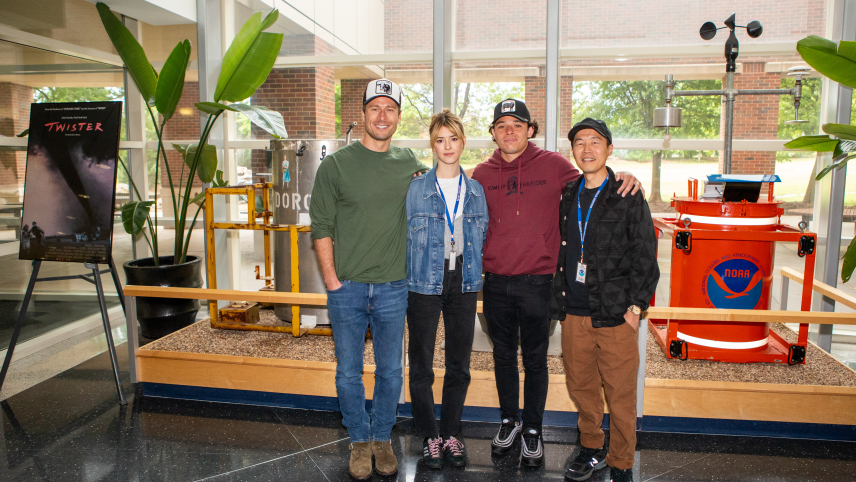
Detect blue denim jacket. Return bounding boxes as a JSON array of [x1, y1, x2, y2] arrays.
[[406, 166, 488, 295]]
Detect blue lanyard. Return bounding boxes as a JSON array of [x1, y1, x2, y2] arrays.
[[577, 177, 608, 262], [436, 174, 463, 251]]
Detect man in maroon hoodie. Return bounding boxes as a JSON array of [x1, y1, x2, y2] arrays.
[[471, 99, 641, 467]]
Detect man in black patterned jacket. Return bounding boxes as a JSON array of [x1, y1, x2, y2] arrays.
[[550, 118, 659, 482]]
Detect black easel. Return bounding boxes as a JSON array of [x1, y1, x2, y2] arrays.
[[0, 257, 126, 405]]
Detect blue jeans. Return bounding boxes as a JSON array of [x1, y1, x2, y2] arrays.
[[327, 278, 408, 442]]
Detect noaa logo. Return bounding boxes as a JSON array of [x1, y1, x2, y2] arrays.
[[705, 258, 763, 309]]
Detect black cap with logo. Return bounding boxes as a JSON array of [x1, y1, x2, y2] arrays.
[[492, 99, 531, 124], [567, 118, 613, 145]]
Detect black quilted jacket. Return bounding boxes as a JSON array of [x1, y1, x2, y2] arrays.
[[550, 166, 660, 326]]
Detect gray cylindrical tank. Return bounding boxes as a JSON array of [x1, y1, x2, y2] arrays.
[[270, 139, 346, 325]]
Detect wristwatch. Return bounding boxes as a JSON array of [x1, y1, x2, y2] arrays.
[[627, 305, 642, 316]]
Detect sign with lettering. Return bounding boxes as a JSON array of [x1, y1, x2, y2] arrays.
[[19, 102, 122, 264], [704, 256, 765, 309]]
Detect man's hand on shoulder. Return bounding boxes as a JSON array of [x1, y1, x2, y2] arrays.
[[615, 171, 644, 198]]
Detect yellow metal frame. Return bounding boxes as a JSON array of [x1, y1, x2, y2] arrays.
[[203, 182, 329, 337]]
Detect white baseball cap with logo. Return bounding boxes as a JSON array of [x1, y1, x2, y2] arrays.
[[363, 78, 402, 106]]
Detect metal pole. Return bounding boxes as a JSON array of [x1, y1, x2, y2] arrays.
[[635, 318, 647, 421], [433, 0, 454, 114], [108, 256, 125, 315], [125, 294, 139, 384], [544, 0, 560, 152], [723, 72, 735, 174], [0, 261, 41, 392], [779, 276, 790, 311], [817, 0, 856, 352], [88, 263, 126, 405]]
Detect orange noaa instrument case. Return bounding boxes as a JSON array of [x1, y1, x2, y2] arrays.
[[650, 175, 816, 364]]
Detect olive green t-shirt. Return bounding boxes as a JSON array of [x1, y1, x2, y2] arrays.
[[309, 141, 427, 283]]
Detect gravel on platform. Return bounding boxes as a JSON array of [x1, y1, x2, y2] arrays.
[[645, 323, 856, 386], [144, 308, 856, 387]]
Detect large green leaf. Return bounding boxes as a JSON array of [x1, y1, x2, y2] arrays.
[[843, 236, 856, 283], [784, 135, 839, 152], [155, 40, 191, 123], [229, 103, 287, 139], [121, 201, 154, 235], [822, 123, 856, 142], [796, 36, 856, 89], [215, 10, 283, 102], [96, 3, 158, 105], [815, 148, 854, 180], [839, 40, 856, 63], [176, 143, 218, 183], [195, 102, 238, 115]]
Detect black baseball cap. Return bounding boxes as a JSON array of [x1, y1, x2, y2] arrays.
[[492, 99, 531, 124], [568, 118, 613, 145]]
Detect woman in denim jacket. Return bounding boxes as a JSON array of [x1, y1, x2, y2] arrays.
[[406, 109, 488, 469]]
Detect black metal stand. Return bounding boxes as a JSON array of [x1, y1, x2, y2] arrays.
[[0, 258, 127, 405]]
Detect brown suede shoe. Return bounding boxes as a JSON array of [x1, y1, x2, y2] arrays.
[[349, 442, 372, 480], [371, 440, 398, 476]]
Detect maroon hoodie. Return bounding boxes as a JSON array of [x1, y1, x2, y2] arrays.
[[473, 142, 580, 276]]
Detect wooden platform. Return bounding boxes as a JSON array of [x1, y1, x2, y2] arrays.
[[126, 280, 856, 439], [136, 327, 856, 435]]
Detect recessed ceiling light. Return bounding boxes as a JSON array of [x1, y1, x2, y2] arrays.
[[615, 58, 629, 62]]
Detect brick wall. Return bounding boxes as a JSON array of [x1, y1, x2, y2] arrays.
[[721, 63, 780, 177], [0, 82, 33, 201], [341, 79, 367, 141], [381, 1, 826, 54], [383, 0, 432, 53], [249, 35, 336, 175]]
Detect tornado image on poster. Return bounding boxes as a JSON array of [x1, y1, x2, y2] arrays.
[[19, 102, 122, 264]]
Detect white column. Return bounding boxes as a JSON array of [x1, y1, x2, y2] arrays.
[[123, 16, 150, 260], [544, 0, 560, 152]]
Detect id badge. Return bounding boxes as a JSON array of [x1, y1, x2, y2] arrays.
[[448, 252, 456, 270], [575, 262, 586, 283]]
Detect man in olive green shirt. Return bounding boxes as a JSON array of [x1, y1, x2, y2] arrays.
[[310, 78, 426, 480]]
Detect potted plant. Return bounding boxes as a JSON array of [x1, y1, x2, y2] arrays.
[[784, 35, 856, 282], [96, 3, 287, 338]]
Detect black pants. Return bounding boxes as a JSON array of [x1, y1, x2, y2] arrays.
[[407, 257, 477, 438], [483, 272, 553, 431]]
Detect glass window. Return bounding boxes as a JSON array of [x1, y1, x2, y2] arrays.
[[455, 1, 546, 52], [235, 0, 433, 57], [0, 39, 127, 347], [559, 0, 827, 48]]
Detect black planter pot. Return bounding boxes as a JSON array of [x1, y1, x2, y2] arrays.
[[123, 256, 204, 339]]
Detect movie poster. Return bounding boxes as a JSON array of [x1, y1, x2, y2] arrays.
[[19, 102, 122, 264]]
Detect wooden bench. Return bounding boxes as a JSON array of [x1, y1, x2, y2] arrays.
[[787, 206, 856, 230]]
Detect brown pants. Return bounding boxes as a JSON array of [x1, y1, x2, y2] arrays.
[[561, 315, 639, 470]]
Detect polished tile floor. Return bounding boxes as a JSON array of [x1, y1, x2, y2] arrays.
[[0, 346, 854, 482]]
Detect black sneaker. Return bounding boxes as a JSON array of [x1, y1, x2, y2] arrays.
[[491, 418, 522, 454], [610, 467, 633, 482], [422, 437, 443, 469], [565, 446, 608, 481], [442, 435, 467, 467], [520, 427, 544, 467]]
